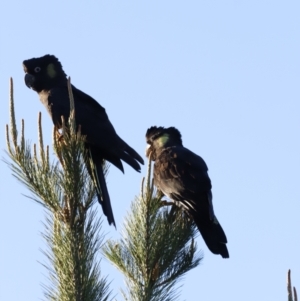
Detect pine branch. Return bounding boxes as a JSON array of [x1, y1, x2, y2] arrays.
[[288, 270, 298, 301], [103, 156, 202, 301], [5, 78, 111, 301]]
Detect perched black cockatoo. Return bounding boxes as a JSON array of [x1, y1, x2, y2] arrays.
[[146, 126, 229, 258], [23, 54, 144, 227]]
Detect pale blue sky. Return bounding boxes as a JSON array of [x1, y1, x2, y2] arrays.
[[1, 1, 300, 300]]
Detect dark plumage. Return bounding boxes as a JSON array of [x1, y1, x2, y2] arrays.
[[146, 126, 229, 258], [23, 54, 144, 227]]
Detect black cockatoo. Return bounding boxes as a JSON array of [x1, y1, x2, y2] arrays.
[[23, 54, 144, 227], [146, 126, 229, 258]]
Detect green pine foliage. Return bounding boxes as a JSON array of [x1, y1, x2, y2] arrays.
[[103, 159, 203, 301], [6, 78, 208, 301], [5, 78, 111, 301]]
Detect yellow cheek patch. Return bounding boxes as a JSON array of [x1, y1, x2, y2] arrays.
[[158, 134, 169, 147], [47, 63, 56, 78]]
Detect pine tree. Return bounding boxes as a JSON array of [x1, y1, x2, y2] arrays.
[[5, 78, 111, 301], [6, 78, 202, 301], [103, 159, 203, 301]]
